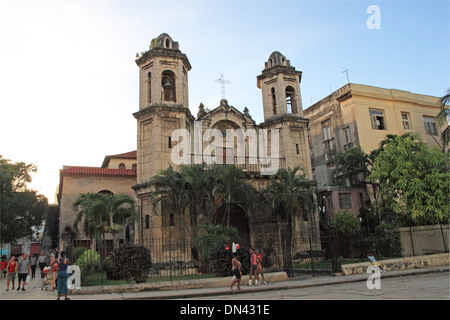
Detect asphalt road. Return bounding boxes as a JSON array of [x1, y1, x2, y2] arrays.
[[188, 271, 450, 300]]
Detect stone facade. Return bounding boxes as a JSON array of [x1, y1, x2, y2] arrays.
[[132, 33, 319, 252]]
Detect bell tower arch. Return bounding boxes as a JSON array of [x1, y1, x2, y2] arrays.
[[257, 51, 303, 121], [136, 33, 191, 110]]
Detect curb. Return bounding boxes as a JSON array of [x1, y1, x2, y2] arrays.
[[72, 265, 449, 300], [74, 271, 288, 296]]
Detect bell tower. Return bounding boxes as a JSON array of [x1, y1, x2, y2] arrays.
[[257, 51, 303, 121], [133, 33, 194, 185], [136, 33, 191, 110], [133, 33, 195, 243], [257, 52, 311, 178]]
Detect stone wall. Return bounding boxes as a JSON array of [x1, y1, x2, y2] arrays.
[[341, 253, 449, 275]]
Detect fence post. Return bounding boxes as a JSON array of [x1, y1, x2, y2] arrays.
[[409, 227, 415, 257], [329, 228, 342, 273], [308, 234, 315, 277], [440, 225, 448, 253], [169, 239, 172, 282]]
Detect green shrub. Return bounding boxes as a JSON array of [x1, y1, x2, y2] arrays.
[[334, 210, 360, 234], [208, 246, 251, 277], [110, 244, 152, 283], [72, 247, 87, 263], [103, 256, 122, 280], [74, 249, 101, 281]]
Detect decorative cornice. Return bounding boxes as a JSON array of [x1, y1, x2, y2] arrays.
[[133, 104, 195, 121]]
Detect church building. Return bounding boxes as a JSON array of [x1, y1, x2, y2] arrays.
[[132, 33, 318, 252]]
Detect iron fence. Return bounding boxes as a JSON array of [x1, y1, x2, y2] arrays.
[[63, 224, 448, 286]]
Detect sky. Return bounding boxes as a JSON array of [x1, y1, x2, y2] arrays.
[[0, 0, 448, 204]]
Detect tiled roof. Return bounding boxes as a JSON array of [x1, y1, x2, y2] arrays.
[[106, 150, 137, 159], [60, 166, 137, 177], [102, 150, 137, 168]]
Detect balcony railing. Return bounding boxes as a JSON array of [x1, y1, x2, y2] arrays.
[[189, 154, 286, 174]]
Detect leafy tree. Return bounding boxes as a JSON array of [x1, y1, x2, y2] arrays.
[[333, 210, 360, 234], [331, 146, 379, 230], [0, 157, 48, 243], [436, 89, 450, 152], [369, 133, 450, 226]]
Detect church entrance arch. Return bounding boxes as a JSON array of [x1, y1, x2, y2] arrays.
[[215, 204, 250, 246]]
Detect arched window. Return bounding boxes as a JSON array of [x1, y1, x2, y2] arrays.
[[118, 163, 125, 170], [98, 190, 113, 195], [271, 87, 277, 115], [286, 86, 297, 114], [161, 70, 176, 102], [147, 72, 152, 104], [132, 164, 137, 171]]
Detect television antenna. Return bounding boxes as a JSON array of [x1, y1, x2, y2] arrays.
[[341, 67, 355, 84]]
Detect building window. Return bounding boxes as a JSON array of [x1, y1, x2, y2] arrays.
[[271, 87, 277, 115], [147, 72, 152, 104], [145, 215, 150, 229], [344, 127, 351, 144], [161, 70, 176, 102], [118, 163, 125, 170], [369, 109, 386, 130], [296, 144, 299, 154], [423, 115, 438, 136], [132, 164, 137, 171], [343, 127, 353, 151], [321, 119, 332, 141], [339, 193, 352, 209], [307, 129, 312, 149], [161, 200, 176, 227], [285, 86, 297, 113], [401, 112, 411, 130]]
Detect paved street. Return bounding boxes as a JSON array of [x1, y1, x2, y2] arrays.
[[191, 272, 450, 300], [1, 267, 448, 300]]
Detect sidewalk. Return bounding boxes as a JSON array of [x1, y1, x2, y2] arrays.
[[1, 265, 448, 300]]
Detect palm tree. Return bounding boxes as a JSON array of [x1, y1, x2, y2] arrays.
[[181, 164, 214, 239], [72, 192, 136, 249], [72, 193, 108, 250], [148, 165, 190, 235], [264, 167, 315, 277], [96, 192, 136, 248], [331, 146, 372, 189], [211, 164, 255, 227]]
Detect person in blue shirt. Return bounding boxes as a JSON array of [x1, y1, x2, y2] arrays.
[[56, 251, 70, 300]]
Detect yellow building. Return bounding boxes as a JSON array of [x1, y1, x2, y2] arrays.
[[304, 83, 443, 222]]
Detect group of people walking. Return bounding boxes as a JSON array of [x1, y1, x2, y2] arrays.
[[1, 250, 71, 300], [229, 248, 268, 291]]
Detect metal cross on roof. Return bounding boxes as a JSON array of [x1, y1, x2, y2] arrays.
[[215, 73, 230, 99]]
